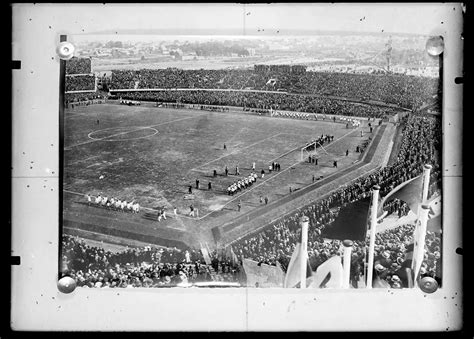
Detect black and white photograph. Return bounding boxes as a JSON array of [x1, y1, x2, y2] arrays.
[[10, 3, 463, 331]]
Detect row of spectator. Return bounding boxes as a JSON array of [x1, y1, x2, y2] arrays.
[[230, 114, 442, 287], [61, 235, 241, 288], [61, 113, 442, 288], [65, 93, 107, 108], [109, 68, 438, 110], [66, 57, 92, 75], [65, 74, 95, 92], [113, 90, 398, 119]]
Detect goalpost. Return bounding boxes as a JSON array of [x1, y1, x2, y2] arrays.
[[300, 140, 329, 161]]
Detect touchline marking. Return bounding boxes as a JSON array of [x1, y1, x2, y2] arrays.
[[261, 127, 358, 164], [89, 127, 158, 142], [65, 113, 90, 118], [65, 188, 197, 221], [66, 210, 185, 233], [64, 115, 204, 150], [225, 127, 247, 144], [189, 133, 284, 172], [64, 126, 362, 221], [68, 155, 101, 166], [193, 126, 360, 220], [64, 189, 157, 212]]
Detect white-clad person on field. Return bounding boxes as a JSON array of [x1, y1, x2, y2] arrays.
[[86, 193, 91, 205], [133, 202, 140, 213]]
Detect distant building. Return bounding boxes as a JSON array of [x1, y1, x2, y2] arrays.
[[182, 55, 197, 61]]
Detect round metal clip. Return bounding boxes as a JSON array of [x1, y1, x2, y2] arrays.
[[425, 36, 444, 56], [419, 276, 439, 294], [57, 276, 77, 293], [56, 41, 75, 60]]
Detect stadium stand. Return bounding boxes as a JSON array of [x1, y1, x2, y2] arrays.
[[65, 74, 96, 92], [61, 113, 442, 288], [66, 57, 92, 75], [109, 67, 438, 110]]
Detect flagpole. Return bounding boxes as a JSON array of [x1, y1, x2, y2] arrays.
[[366, 185, 380, 289], [412, 164, 432, 285], [342, 240, 353, 289], [300, 216, 309, 289], [421, 164, 432, 203], [413, 204, 431, 283]]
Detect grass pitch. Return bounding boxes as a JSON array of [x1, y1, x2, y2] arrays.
[[63, 103, 370, 247]]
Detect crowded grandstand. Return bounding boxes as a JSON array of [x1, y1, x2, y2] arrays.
[[61, 56, 442, 289]]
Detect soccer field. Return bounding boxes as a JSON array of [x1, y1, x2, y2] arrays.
[[63, 103, 372, 247]]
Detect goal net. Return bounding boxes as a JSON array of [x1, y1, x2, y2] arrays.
[[300, 140, 329, 161]]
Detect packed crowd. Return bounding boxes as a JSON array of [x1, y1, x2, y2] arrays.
[[61, 235, 241, 287], [62, 90, 442, 288], [86, 193, 141, 214], [112, 90, 397, 119], [109, 68, 438, 110], [65, 92, 107, 108], [65, 74, 96, 92], [244, 107, 271, 115], [66, 57, 92, 75], [230, 113, 442, 287], [155, 102, 231, 113], [197, 104, 230, 112]]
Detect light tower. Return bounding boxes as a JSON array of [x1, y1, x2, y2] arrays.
[[385, 35, 392, 73]]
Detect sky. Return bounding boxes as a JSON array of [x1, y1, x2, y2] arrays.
[[18, 3, 458, 36]]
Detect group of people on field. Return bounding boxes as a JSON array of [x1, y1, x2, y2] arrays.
[[227, 172, 258, 195], [86, 193, 140, 213]]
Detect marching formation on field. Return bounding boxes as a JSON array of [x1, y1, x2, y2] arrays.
[[86, 193, 140, 213], [227, 172, 258, 196]]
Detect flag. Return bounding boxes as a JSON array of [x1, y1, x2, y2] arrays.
[[373, 276, 391, 288], [307, 255, 344, 288], [321, 197, 370, 241], [283, 242, 312, 288], [200, 247, 212, 265], [266, 78, 277, 86], [242, 259, 285, 287], [427, 195, 442, 233], [379, 175, 423, 216], [404, 242, 415, 262], [225, 245, 240, 266]]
